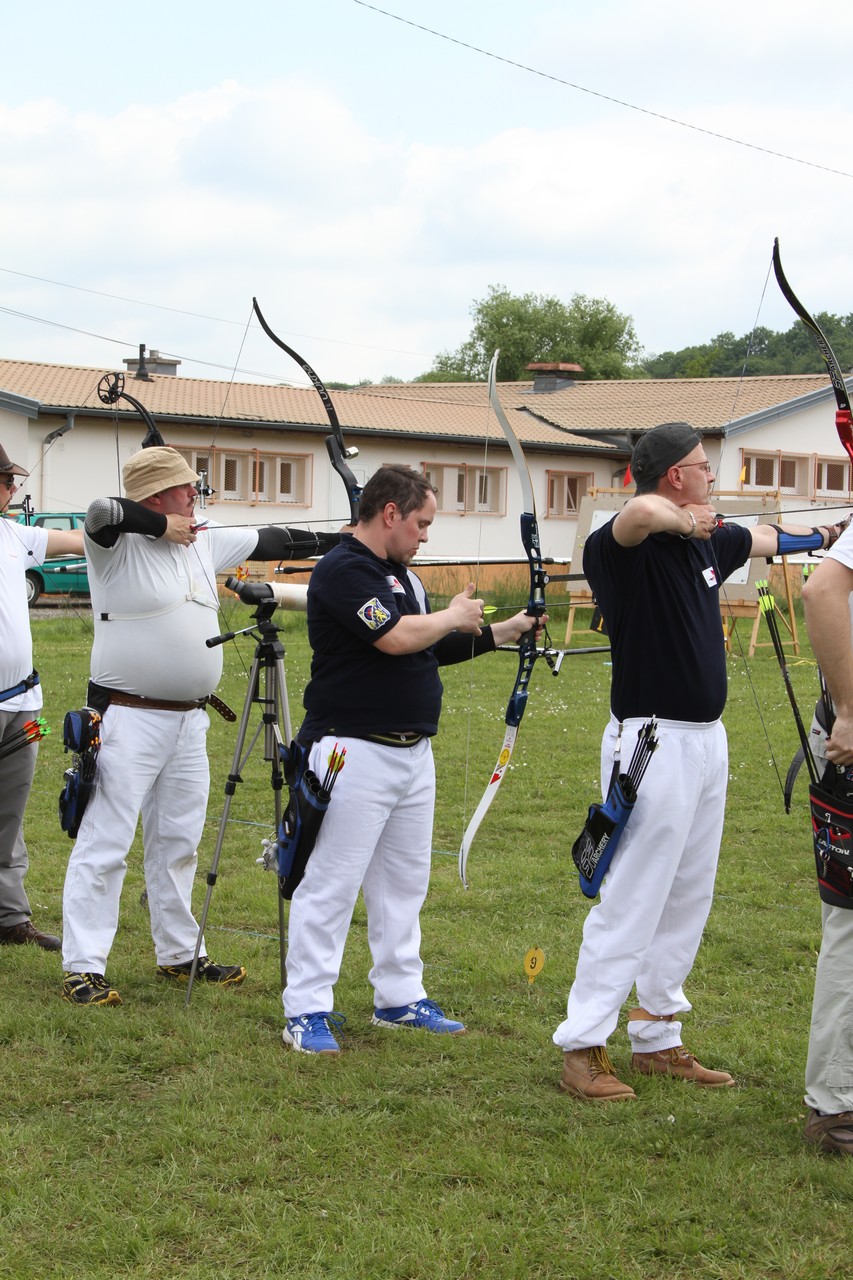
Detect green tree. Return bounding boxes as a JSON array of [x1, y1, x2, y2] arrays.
[[644, 314, 853, 378], [421, 285, 644, 382]]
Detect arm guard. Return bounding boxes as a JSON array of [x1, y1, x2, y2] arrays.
[[775, 527, 826, 556], [250, 527, 341, 560], [85, 497, 167, 547]]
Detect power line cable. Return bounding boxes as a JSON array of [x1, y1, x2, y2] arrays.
[[353, 1, 853, 181], [0, 267, 433, 358]]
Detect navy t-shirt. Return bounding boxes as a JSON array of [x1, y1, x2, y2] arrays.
[[583, 517, 752, 722], [300, 534, 494, 741]]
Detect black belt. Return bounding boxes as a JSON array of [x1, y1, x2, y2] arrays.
[[365, 732, 424, 748]]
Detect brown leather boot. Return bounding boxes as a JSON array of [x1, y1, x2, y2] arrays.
[[0, 920, 61, 951], [632, 1045, 735, 1087], [560, 1046, 637, 1101], [804, 1108, 853, 1154]]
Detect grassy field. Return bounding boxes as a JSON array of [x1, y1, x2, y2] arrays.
[[3, 597, 851, 1280]]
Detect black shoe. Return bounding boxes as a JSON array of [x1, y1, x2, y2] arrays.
[[157, 956, 246, 986], [0, 920, 61, 951], [62, 971, 122, 1006]]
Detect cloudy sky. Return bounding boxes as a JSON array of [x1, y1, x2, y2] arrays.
[[1, 0, 851, 390]]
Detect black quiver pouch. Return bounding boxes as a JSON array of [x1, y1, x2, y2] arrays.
[[59, 707, 102, 838], [276, 741, 332, 901], [809, 771, 853, 906]]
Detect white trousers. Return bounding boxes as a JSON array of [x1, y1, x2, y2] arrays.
[[553, 716, 728, 1053], [62, 704, 210, 973], [283, 736, 435, 1017], [805, 902, 853, 1114]]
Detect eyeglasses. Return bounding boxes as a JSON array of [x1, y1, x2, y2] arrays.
[[677, 461, 713, 474], [0, 475, 17, 490]]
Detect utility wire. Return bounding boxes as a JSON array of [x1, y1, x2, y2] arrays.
[[353, 1, 853, 181], [0, 267, 432, 358]]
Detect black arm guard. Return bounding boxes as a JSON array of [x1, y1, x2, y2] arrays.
[[85, 497, 167, 547], [250, 527, 341, 560]]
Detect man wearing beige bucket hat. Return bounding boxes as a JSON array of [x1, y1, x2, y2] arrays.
[[60, 446, 338, 1005], [0, 443, 83, 952]]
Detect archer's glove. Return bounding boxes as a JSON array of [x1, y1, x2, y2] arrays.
[[827, 514, 853, 548]]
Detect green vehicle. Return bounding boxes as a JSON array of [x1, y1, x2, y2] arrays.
[[14, 511, 88, 605]]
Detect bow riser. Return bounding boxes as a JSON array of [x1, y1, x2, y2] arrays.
[[521, 512, 548, 615], [458, 351, 552, 886]]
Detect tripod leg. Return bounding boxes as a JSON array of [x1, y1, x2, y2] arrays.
[[185, 655, 264, 1004], [186, 642, 294, 1004], [269, 656, 293, 990]]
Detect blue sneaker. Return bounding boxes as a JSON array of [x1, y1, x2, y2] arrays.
[[282, 1012, 345, 1055], [372, 998, 465, 1035]]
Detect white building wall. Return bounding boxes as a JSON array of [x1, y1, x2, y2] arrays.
[[719, 400, 849, 504], [0, 406, 33, 474], [12, 412, 616, 562]]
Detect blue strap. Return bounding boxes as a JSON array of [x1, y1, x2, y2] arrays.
[[0, 670, 40, 704]]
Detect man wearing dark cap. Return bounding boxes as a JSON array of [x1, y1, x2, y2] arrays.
[[555, 422, 850, 1101], [0, 444, 83, 951], [60, 447, 339, 1006]]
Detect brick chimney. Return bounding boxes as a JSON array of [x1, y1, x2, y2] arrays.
[[526, 362, 583, 393]]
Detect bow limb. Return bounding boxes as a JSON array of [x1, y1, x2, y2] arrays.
[[772, 238, 853, 464], [97, 371, 217, 508], [458, 350, 548, 887], [97, 372, 166, 449], [252, 298, 361, 526]]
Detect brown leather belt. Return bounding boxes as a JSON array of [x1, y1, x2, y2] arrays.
[[107, 691, 236, 721]]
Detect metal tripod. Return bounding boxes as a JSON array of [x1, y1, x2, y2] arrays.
[[186, 588, 293, 1003]]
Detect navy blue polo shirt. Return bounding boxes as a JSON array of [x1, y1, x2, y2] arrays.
[[300, 535, 494, 741], [583, 517, 752, 722]]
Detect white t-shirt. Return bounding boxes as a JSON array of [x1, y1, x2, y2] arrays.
[[826, 523, 853, 630], [86, 523, 259, 700], [0, 519, 48, 713]]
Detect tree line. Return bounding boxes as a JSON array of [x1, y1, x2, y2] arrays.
[[328, 286, 853, 387]]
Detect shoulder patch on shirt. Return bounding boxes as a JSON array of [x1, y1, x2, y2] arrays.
[[386, 574, 406, 593], [702, 566, 718, 588], [357, 597, 392, 630]]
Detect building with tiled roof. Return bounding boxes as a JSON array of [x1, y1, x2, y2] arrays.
[[1, 354, 850, 565]]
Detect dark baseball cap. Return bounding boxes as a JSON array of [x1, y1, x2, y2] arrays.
[[631, 422, 702, 492]]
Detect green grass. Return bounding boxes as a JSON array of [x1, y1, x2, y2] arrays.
[[3, 601, 850, 1279]]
